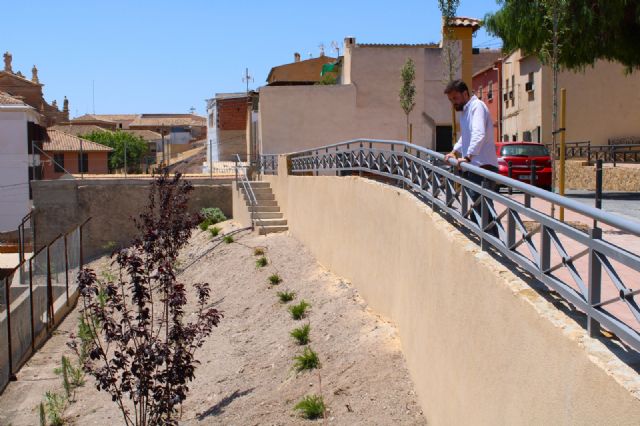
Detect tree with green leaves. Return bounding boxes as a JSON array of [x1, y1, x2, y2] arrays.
[[399, 58, 416, 142], [81, 131, 149, 173]]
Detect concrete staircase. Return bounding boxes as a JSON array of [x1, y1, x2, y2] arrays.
[[240, 181, 288, 235]]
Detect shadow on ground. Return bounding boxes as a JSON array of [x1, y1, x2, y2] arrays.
[[197, 388, 255, 420]]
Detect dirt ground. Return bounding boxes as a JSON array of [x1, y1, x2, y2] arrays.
[[0, 221, 426, 425]]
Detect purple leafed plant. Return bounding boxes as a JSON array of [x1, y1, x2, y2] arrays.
[[70, 172, 222, 426]]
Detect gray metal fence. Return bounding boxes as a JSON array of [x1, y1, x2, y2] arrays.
[[0, 218, 89, 393], [259, 154, 278, 175], [289, 139, 640, 353]]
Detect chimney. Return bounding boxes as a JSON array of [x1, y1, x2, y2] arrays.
[[31, 65, 39, 83], [3, 51, 12, 73], [344, 37, 356, 48], [52, 99, 58, 110], [63, 96, 69, 114], [294, 52, 301, 62]]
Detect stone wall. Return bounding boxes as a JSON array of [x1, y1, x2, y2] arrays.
[[32, 177, 232, 259], [558, 160, 640, 192]]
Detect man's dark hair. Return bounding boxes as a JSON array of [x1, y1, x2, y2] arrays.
[[444, 79, 469, 95]]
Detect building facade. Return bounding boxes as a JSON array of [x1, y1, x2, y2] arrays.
[[501, 49, 640, 146], [472, 61, 502, 143], [204, 93, 249, 170], [0, 92, 44, 232], [41, 130, 112, 179]]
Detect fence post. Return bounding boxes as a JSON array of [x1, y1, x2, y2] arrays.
[[5, 276, 14, 380], [29, 258, 34, 352], [588, 227, 603, 337], [46, 246, 53, 331], [64, 234, 69, 306], [593, 159, 603, 229]]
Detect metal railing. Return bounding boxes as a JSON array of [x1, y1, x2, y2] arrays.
[[234, 154, 266, 233], [289, 139, 640, 353], [259, 154, 278, 175], [546, 141, 640, 165], [1, 218, 90, 393]]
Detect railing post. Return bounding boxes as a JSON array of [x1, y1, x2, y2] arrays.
[[481, 179, 490, 251], [46, 245, 53, 330], [507, 208, 516, 249], [29, 258, 34, 352], [594, 159, 603, 229], [507, 161, 513, 196], [588, 227, 602, 337], [540, 225, 551, 272], [530, 159, 537, 187]]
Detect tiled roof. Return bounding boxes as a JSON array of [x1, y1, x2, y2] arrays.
[[49, 124, 111, 137], [129, 114, 206, 127], [449, 17, 482, 30], [92, 114, 139, 121], [121, 129, 163, 141], [70, 114, 117, 123], [0, 90, 27, 105], [43, 129, 113, 152]]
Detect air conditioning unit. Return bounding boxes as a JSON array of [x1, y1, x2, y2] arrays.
[[525, 81, 534, 92]]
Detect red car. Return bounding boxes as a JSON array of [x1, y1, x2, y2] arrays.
[[495, 142, 553, 190]]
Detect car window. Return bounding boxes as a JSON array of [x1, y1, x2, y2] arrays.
[[500, 144, 549, 156]]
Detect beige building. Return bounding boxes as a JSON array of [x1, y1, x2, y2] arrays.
[[258, 18, 500, 154], [501, 49, 640, 145]]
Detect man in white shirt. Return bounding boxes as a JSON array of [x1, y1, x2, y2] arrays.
[[443, 79, 499, 235]]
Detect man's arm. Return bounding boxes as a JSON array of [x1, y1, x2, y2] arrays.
[[444, 137, 462, 164]]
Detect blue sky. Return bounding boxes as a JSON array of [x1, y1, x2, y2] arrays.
[[1, 1, 502, 117]]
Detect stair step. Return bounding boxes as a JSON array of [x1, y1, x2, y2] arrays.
[[247, 181, 271, 188], [246, 199, 278, 207], [243, 193, 275, 201], [249, 206, 281, 213], [258, 225, 289, 235], [254, 212, 284, 219], [255, 218, 288, 226]]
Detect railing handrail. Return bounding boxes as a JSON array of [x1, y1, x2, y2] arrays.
[[234, 154, 266, 232], [287, 138, 640, 353], [289, 139, 640, 236]]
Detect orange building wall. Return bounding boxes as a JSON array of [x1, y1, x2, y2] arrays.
[[42, 151, 110, 179]]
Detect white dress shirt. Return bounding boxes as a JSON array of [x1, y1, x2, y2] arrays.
[[452, 95, 498, 167]]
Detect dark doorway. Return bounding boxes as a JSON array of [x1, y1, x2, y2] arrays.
[[435, 126, 453, 152]]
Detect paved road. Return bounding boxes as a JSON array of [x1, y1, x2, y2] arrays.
[[564, 190, 640, 224]]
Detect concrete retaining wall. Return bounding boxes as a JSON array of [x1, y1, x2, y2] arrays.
[[264, 157, 640, 424], [32, 177, 232, 259]]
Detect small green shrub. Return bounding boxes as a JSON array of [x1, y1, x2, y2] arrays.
[[223, 235, 234, 244], [277, 290, 296, 303], [253, 247, 265, 256], [268, 273, 282, 285], [293, 347, 320, 371], [294, 394, 325, 419], [289, 300, 310, 320], [290, 323, 310, 345], [200, 207, 227, 224], [209, 226, 221, 237], [198, 218, 212, 231], [255, 256, 268, 268], [39, 402, 46, 426], [44, 391, 67, 426], [54, 355, 84, 400]]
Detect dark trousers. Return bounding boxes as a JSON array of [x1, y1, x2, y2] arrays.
[[462, 165, 499, 238]]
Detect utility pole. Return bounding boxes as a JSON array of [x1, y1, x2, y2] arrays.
[[124, 139, 127, 177]]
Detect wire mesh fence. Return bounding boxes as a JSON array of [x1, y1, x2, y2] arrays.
[[0, 219, 89, 393]]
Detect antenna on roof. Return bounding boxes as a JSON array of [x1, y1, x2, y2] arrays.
[[92, 80, 95, 114], [242, 68, 254, 93], [319, 43, 325, 57], [331, 40, 340, 57], [189, 106, 196, 114]]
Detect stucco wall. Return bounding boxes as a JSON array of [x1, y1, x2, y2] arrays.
[[259, 45, 457, 155], [31, 178, 232, 259], [265, 158, 640, 424]]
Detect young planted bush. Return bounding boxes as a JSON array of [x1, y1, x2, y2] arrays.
[[255, 256, 268, 268], [253, 247, 265, 256], [277, 290, 296, 303], [294, 394, 326, 420], [200, 207, 226, 224], [293, 347, 321, 371], [290, 323, 311, 345], [54, 355, 84, 399], [288, 300, 310, 320], [209, 226, 221, 237], [198, 218, 212, 231], [71, 172, 223, 426], [268, 273, 282, 285], [43, 391, 66, 426], [223, 235, 234, 244]]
